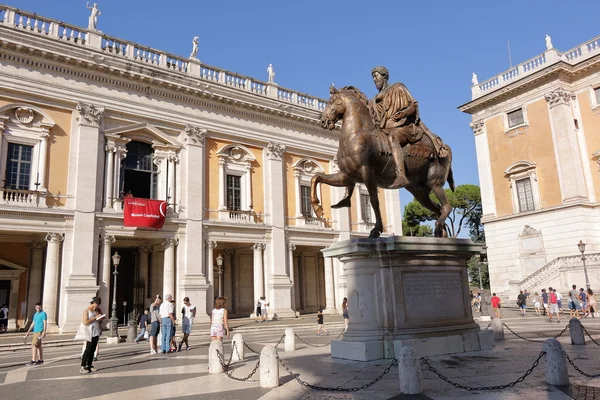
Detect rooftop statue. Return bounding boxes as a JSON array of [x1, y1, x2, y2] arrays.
[[311, 67, 454, 238], [189, 36, 200, 59], [545, 34, 553, 50], [86, 2, 101, 31], [267, 63, 275, 83], [471, 72, 478, 86]]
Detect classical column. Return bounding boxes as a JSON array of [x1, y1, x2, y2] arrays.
[[139, 246, 150, 304], [218, 158, 226, 210], [324, 257, 336, 313], [253, 243, 265, 303], [98, 233, 115, 310], [288, 243, 296, 315], [27, 241, 45, 320], [206, 240, 216, 312], [37, 131, 49, 191], [42, 233, 64, 330], [294, 172, 302, 218], [223, 249, 233, 305], [162, 238, 178, 297], [167, 153, 179, 207], [8, 277, 19, 330], [104, 142, 116, 210], [113, 145, 127, 210]]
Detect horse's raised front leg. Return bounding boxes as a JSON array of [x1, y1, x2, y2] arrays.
[[311, 172, 352, 219], [331, 184, 355, 209]]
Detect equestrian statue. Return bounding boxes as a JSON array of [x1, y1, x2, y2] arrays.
[[311, 66, 454, 239]]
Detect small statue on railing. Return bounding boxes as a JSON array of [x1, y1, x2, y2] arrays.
[[267, 63, 275, 84], [86, 2, 101, 30], [471, 72, 478, 86], [545, 34, 553, 50], [189, 36, 200, 59]]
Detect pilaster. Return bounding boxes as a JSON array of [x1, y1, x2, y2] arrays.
[[471, 119, 497, 217]]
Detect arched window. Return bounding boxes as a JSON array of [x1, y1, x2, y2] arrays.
[[216, 144, 256, 222], [505, 161, 540, 214], [292, 158, 324, 226]]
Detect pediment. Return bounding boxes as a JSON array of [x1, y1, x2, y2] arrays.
[[504, 161, 536, 177], [292, 158, 325, 175], [104, 123, 181, 149]]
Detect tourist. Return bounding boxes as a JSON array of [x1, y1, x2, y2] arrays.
[[533, 292, 541, 316], [342, 297, 349, 332], [149, 295, 161, 354], [24, 302, 46, 366], [259, 297, 270, 323], [554, 288, 563, 314], [580, 288, 588, 318], [159, 294, 175, 353], [547, 287, 560, 323], [134, 310, 149, 343], [210, 297, 230, 341], [178, 297, 196, 351], [316, 308, 330, 336], [540, 288, 549, 316], [0, 304, 8, 333], [587, 289, 596, 318], [80, 340, 99, 361], [80, 297, 104, 373], [169, 298, 177, 352], [255, 298, 262, 322], [490, 293, 501, 319], [569, 285, 581, 319], [517, 290, 527, 316]]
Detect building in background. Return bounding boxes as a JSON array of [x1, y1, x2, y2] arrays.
[[0, 5, 402, 332], [460, 35, 600, 298]]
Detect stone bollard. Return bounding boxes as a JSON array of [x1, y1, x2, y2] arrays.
[[399, 346, 422, 395], [127, 324, 137, 343], [260, 344, 279, 388], [209, 340, 224, 374], [491, 318, 504, 340], [284, 328, 296, 352], [543, 338, 569, 386], [569, 318, 585, 345], [232, 333, 245, 362]]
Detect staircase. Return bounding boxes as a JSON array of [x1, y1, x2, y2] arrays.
[[516, 253, 600, 292]]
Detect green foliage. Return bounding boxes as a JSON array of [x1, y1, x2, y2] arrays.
[[402, 220, 433, 237], [467, 255, 489, 289], [402, 184, 483, 239]]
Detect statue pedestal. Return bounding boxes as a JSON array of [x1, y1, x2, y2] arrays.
[[323, 237, 493, 361]]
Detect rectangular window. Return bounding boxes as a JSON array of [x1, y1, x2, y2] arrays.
[[507, 108, 524, 128], [360, 194, 372, 223], [300, 185, 312, 218], [5, 143, 33, 190], [516, 178, 535, 212], [226, 175, 241, 210], [595, 87, 600, 106]]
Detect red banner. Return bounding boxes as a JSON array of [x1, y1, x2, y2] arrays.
[[123, 197, 168, 229]]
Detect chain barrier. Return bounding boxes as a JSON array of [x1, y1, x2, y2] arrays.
[[274, 333, 286, 348], [276, 349, 397, 392], [563, 351, 600, 378], [216, 343, 261, 382], [294, 332, 333, 348], [581, 324, 600, 347], [215, 342, 237, 370], [503, 323, 569, 343], [421, 351, 546, 391], [225, 359, 261, 382]]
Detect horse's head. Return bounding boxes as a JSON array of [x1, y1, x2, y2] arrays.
[[320, 85, 345, 131]]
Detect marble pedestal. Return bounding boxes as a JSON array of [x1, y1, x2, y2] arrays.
[[323, 236, 494, 361]]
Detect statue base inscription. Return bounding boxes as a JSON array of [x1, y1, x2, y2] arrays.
[[322, 236, 494, 361]]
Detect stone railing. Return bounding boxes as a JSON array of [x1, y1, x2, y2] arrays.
[[0, 5, 328, 112], [472, 36, 600, 100], [518, 253, 600, 290], [218, 209, 256, 224], [0, 188, 46, 207]]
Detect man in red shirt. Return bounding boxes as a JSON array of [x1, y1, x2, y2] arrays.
[[491, 293, 501, 319]]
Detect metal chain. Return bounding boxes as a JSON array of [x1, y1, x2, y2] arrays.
[[503, 323, 569, 343], [421, 351, 546, 391], [276, 349, 397, 392], [581, 324, 600, 346], [275, 333, 286, 347], [294, 332, 332, 348], [563, 351, 600, 378], [243, 341, 261, 355], [224, 359, 261, 382]]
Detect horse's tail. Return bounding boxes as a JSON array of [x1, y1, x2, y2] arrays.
[[447, 165, 455, 192]]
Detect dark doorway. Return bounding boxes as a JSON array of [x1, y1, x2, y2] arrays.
[[109, 248, 144, 325], [120, 141, 157, 199], [0, 280, 10, 309]]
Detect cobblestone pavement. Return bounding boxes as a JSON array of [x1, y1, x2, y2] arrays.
[[0, 310, 599, 399]]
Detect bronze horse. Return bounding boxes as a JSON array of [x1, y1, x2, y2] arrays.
[[311, 85, 454, 238]]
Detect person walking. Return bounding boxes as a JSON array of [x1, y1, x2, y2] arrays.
[[490, 293, 501, 319], [580, 288, 589, 318], [255, 298, 262, 322], [134, 310, 149, 343], [159, 294, 175, 353], [554, 288, 563, 315], [24, 302, 46, 366], [533, 292, 541, 316], [548, 287, 560, 323], [517, 290, 527, 316], [178, 297, 196, 351], [0, 304, 8, 333], [569, 285, 581, 319], [541, 289, 549, 316], [210, 297, 230, 341], [148, 295, 161, 354], [587, 289, 596, 318], [342, 297, 349, 332], [80, 297, 104, 373], [259, 297, 269, 323], [316, 308, 330, 336]]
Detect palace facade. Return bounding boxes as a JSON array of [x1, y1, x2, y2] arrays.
[[460, 35, 600, 298], [0, 6, 402, 332]]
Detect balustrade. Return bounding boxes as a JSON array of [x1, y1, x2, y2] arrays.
[[0, 188, 43, 207], [101, 36, 129, 56], [165, 54, 188, 72]]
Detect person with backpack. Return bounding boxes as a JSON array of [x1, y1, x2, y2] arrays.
[[548, 286, 560, 323], [516, 290, 527, 316]]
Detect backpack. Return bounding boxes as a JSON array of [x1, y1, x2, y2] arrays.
[[550, 293, 557, 304], [0, 308, 6, 319]]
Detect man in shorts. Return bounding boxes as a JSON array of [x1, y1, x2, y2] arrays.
[[149, 295, 161, 354], [569, 284, 581, 319], [548, 287, 560, 323], [490, 293, 501, 319], [541, 289, 549, 316], [553, 288, 563, 314], [24, 303, 46, 366]]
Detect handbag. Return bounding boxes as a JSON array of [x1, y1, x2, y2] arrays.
[[74, 323, 92, 342], [143, 331, 149, 340]]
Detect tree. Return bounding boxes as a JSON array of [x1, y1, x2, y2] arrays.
[[403, 184, 483, 238], [467, 255, 489, 289], [402, 220, 433, 237]]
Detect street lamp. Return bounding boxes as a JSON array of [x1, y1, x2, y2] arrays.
[[479, 246, 490, 320], [578, 240, 591, 290], [216, 253, 224, 297], [110, 251, 121, 338]]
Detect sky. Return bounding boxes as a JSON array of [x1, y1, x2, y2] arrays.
[[11, 0, 600, 214]]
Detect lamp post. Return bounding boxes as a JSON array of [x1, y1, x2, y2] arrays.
[[216, 253, 224, 297], [110, 251, 121, 338], [578, 240, 591, 290], [479, 246, 490, 320]]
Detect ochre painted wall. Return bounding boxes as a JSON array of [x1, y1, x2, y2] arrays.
[[486, 99, 561, 217], [578, 91, 600, 200]]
